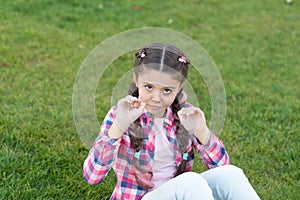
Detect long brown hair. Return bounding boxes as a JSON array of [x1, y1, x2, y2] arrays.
[[128, 43, 190, 188]]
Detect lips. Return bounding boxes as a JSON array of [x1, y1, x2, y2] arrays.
[[149, 105, 162, 110]]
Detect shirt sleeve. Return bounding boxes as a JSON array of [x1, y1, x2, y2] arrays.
[[192, 131, 230, 169], [82, 106, 122, 185]]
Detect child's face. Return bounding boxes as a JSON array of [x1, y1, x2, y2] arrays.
[[134, 69, 182, 118]]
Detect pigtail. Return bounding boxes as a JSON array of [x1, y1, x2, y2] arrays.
[[172, 90, 190, 177], [128, 82, 154, 189], [128, 82, 139, 97], [174, 52, 190, 177]]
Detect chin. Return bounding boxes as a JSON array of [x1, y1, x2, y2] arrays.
[[149, 109, 166, 118]]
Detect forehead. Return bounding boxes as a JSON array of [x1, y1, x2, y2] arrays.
[[137, 69, 182, 88]]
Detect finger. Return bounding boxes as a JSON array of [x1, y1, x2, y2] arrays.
[[177, 109, 187, 120], [137, 101, 146, 111], [117, 96, 137, 110], [187, 107, 204, 117], [129, 98, 142, 108], [186, 107, 196, 115], [180, 107, 195, 116], [195, 108, 205, 118], [118, 96, 130, 106], [179, 107, 188, 115], [177, 109, 184, 117], [193, 108, 202, 116]]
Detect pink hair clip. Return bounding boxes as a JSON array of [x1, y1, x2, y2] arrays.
[[138, 51, 146, 58], [178, 56, 187, 64]]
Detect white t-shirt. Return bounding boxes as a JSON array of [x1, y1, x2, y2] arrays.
[[151, 117, 177, 190]]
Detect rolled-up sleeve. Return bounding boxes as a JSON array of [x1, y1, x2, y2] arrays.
[[193, 131, 230, 169]]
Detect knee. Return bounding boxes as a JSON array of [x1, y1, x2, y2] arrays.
[[179, 172, 207, 183], [221, 165, 244, 175], [211, 165, 260, 200], [177, 172, 211, 190], [221, 165, 245, 180], [214, 165, 249, 187], [176, 172, 213, 199]]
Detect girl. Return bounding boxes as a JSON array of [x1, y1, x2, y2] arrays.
[[83, 43, 260, 200]]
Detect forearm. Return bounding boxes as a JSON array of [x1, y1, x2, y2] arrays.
[[108, 122, 126, 139], [193, 132, 230, 169], [83, 106, 122, 184], [194, 127, 211, 146], [83, 135, 121, 184]]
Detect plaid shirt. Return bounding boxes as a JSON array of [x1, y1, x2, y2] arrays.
[[83, 105, 230, 200]]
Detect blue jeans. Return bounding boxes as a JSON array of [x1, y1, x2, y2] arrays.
[[142, 165, 260, 200]]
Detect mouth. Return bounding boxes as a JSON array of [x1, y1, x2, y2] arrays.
[[148, 105, 162, 110]]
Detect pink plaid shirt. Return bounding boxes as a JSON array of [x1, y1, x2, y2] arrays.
[[83, 105, 230, 200]]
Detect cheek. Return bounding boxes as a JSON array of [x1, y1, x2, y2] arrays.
[[162, 95, 177, 106], [138, 90, 150, 101]]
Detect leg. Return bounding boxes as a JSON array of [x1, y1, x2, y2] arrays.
[[142, 172, 214, 200], [200, 165, 261, 200]]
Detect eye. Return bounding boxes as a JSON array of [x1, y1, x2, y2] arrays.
[[145, 85, 152, 91], [163, 88, 172, 94]]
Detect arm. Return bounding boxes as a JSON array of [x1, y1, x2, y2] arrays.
[[192, 131, 230, 169], [83, 96, 145, 184], [177, 106, 230, 169], [83, 106, 122, 185]]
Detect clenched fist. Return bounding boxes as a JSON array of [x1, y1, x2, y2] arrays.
[[177, 107, 210, 145], [114, 95, 145, 132]]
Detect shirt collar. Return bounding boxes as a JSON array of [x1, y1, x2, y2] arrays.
[[164, 107, 174, 127]]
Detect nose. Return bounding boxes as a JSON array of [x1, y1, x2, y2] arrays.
[[151, 90, 161, 103]]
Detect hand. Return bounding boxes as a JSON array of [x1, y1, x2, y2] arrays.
[[177, 107, 210, 144], [114, 95, 145, 132]]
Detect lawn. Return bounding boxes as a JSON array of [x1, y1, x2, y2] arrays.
[[1, 0, 299, 199]]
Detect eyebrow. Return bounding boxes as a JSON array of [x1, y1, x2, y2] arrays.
[[142, 81, 177, 89]]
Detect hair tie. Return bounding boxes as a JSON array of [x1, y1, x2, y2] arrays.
[[178, 56, 187, 64], [137, 51, 146, 58], [182, 152, 188, 160], [134, 151, 140, 159]]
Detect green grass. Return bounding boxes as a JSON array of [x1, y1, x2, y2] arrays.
[[1, 0, 299, 199]]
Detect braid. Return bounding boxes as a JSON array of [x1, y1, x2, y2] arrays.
[[172, 90, 190, 177], [128, 82, 153, 189]]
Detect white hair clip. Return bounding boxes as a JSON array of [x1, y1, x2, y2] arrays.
[[178, 56, 187, 64]]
